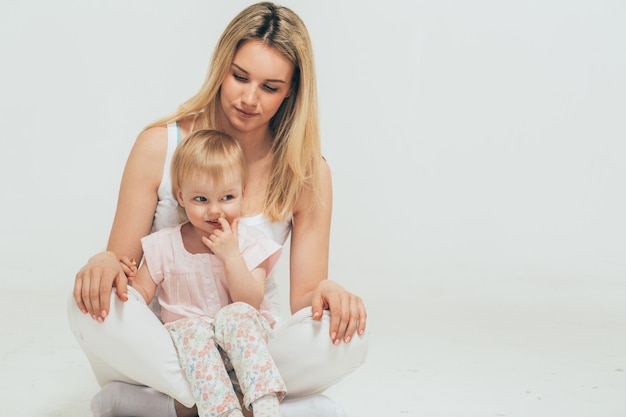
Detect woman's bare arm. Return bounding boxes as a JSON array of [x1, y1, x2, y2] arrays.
[[289, 158, 367, 344], [73, 126, 167, 320], [289, 159, 332, 313]]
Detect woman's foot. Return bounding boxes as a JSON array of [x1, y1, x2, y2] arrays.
[[91, 381, 176, 417]]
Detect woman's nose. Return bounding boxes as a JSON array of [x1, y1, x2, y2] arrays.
[[241, 84, 257, 106]]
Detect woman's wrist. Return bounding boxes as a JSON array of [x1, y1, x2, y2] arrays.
[[87, 250, 116, 265]]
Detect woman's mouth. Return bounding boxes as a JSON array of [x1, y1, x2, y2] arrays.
[[236, 107, 256, 118]]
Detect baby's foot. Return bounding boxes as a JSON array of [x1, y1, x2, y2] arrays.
[[280, 394, 346, 417]]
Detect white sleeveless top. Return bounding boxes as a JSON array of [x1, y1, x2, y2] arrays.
[[150, 123, 292, 317]]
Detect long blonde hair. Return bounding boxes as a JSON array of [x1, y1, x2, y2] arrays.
[[148, 2, 321, 221]]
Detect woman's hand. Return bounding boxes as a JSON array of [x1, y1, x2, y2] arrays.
[[73, 251, 134, 322], [311, 280, 367, 345]]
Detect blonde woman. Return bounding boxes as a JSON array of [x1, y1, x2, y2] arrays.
[[69, 3, 368, 417]]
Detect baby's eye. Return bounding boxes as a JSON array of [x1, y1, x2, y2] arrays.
[[222, 195, 235, 201], [194, 196, 207, 202]]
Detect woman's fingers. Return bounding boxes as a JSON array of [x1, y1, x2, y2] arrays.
[[88, 267, 107, 321], [324, 290, 367, 344], [73, 259, 130, 322], [73, 272, 88, 314], [82, 269, 101, 318], [342, 296, 364, 343], [326, 292, 345, 344], [331, 294, 366, 344], [311, 280, 368, 344], [72, 252, 128, 321], [356, 297, 368, 336], [310, 286, 327, 320]]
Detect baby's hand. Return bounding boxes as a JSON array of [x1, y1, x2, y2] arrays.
[[202, 218, 240, 261], [119, 256, 137, 280]]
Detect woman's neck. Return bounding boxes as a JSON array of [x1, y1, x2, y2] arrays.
[[240, 134, 273, 165], [215, 107, 273, 163]]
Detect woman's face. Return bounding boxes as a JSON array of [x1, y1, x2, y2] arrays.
[[219, 39, 294, 139]]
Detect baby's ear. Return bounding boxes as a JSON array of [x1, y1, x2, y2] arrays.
[[176, 190, 185, 207]]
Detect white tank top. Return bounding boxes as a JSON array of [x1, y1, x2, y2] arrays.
[[151, 122, 292, 316]]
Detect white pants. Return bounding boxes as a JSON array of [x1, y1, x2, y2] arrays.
[[67, 287, 369, 408]]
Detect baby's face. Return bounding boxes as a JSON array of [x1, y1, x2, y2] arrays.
[[177, 170, 243, 233]]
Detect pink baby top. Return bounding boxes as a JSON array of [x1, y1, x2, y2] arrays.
[[141, 222, 283, 327]]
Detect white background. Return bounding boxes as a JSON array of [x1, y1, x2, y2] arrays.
[[1, 0, 624, 294], [1, 1, 625, 416]]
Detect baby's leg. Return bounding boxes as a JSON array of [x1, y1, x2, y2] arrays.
[[168, 317, 241, 417], [214, 302, 286, 416]]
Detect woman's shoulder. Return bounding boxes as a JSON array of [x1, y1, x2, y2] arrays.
[[135, 125, 169, 149], [293, 156, 332, 215], [127, 125, 170, 167], [320, 156, 331, 180], [177, 117, 195, 138], [121, 125, 172, 192]]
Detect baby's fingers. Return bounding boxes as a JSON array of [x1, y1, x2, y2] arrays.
[[119, 256, 137, 277]]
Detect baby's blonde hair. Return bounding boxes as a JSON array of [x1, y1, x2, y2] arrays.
[[171, 129, 247, 201]]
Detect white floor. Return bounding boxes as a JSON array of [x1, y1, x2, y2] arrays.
[[2, 269, 625, 417]]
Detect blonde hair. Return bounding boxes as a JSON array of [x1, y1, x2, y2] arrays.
[[171, 129, 247, 200], [148, 2, 320, 221]]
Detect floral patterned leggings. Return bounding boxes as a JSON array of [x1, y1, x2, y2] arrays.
[[167, 302, 287, 417]]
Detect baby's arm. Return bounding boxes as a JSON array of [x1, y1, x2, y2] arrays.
[[225, 258, 268, 309], [129, 262, 157, 305], [203, 218, 267, 308]]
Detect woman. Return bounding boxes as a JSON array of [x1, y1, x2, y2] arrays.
[[68, 3, 368, 417]]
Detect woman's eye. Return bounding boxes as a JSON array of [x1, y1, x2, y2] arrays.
[[233, 73, 247, 82], [263, 84, 278, 92]]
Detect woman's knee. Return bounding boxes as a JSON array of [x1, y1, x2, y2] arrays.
[[267, 308, 369, 395]]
